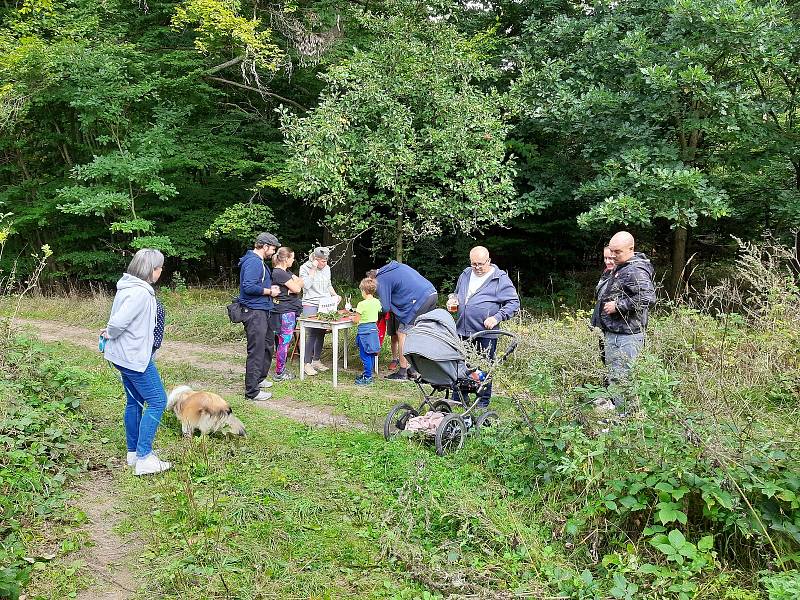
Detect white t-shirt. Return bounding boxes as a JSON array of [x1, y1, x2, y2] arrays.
[[466, 267, 494, 301]]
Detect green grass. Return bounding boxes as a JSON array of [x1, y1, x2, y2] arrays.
[[15, 337, 555, 599]]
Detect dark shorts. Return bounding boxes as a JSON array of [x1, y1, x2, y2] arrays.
[[385, 312, 399, 337]]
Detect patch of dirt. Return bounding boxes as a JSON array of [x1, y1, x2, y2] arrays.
[[15, 318, 244, 374], [17, 318, 371, 432], [74, 471, 142, 600], [253, 395, 368, 430]]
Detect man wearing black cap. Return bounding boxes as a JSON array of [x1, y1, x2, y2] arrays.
[[238, 232, 281, 401]]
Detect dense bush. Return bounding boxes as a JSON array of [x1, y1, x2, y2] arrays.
[[481, 241, 800, 598], [0, 335, 91, 600]]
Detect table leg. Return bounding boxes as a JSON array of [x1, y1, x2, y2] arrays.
[[299, 323, 306, 380], [343, 326, 348, 370], [332, 327, 339, 387]]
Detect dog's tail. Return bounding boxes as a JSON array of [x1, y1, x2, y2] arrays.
[[167, 385, 193, 411]]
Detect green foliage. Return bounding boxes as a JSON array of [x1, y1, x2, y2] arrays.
[[0, 337, 91, 600], [280, 15, 517, 260], [205, 201, 275, 245]]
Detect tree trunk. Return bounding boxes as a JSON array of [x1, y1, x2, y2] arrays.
[[395, 212, 404, 263], [671, 226, 688, 296]]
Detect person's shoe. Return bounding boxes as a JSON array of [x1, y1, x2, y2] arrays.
[[134, 453, 172, 476], [311, 360, 329, 372], [126, 452, 137, 467], [355, 375, 374, 386], [303, 363, 318, 376], [251, 391, 273, 401], [388, 358, 400, 371], [386, 370, 408, 381], [259, 379, 274, 389], [273, 371, 294, 381]]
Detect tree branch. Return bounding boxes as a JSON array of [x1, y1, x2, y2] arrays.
[[206, 55, 244, 75], [205, 76, 307, 112]]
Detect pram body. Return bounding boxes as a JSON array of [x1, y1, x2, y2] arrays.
[[383, 309, 517, 455]]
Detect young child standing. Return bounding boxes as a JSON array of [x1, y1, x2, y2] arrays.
[[352, 277, 382, 385]]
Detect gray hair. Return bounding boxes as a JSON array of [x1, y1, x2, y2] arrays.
[[126, 249, 165, 283]]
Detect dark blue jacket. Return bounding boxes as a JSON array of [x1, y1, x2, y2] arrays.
[[238, 250, 273, 310], [454, 265, 520, 337], [376, 261, 436, 325]]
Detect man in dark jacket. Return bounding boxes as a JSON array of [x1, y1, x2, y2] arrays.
[[450, 246, 520, 407], [595, 231, 656, 409], [238, 232, 281, 401], [375, 261, 438, 380]]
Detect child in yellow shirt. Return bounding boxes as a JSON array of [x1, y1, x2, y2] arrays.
[[352, 277, 382, 385]]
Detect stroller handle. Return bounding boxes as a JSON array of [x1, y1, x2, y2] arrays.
[[466, 329, 519, 363]]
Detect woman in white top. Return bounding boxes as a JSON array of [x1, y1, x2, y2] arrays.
[[298, 247, 340, 375]]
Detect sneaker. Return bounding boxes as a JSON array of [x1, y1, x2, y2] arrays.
[[303, 363, 318, 376], [273, 371, 294, 381], [259, 379, 274, 389], [250, 391, 273, 401], [388, 359, 400, 371], [311, 360, 329, 372], [355, 375, 374, 386], [126, 451, 137, 467], [386, 370, 408, 381], [134, 453, 172, 476]]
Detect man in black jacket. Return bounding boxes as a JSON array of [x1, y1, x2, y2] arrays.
[[595, 231, 656, 409]]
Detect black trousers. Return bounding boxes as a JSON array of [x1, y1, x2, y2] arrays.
[[242, 308, 276, 399]]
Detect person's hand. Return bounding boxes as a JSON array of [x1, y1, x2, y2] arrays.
[[271, 285, 280, 297], [100, 330, 109, 339], [483, 316, 499, 329], [603, 301, 617, 315]]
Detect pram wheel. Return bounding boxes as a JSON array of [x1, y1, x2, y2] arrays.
[[434, 414, 467, 455], [475, 410, 499, 431], [430, 400, 452, 414], [384, 403, 418, 441]]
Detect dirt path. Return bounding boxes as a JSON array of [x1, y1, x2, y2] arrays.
[[74, 471, 141, 600], [16, 318, 367, 430], [16, 318, 244, 375]]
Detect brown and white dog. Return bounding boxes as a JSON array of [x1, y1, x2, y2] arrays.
[[166, 386, 246, 437]]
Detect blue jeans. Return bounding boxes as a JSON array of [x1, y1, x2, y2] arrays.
[[356, 323, 379, 378], [604, 331, 645, 409], [114, 361, 168, 458]]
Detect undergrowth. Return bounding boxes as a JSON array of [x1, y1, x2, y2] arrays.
[[0, 336, 92, 599]]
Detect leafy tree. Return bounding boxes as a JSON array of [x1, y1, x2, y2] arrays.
[[511, 0, 795, 291], [279, 16, 517, 262]]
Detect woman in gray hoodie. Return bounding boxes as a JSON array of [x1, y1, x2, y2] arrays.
[[101, 249, 171, 476]]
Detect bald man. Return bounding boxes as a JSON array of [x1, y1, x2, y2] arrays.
[[450, 246, 520, 407], [595, 231, 656, 410]]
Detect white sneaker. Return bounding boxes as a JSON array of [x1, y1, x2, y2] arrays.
[[251, 391, 272, 401], [126, 452, 137, 467], [303, 363, 318, 376], [259, 379, 274, 389], [134, 453, 172, 476], [311, 360, 329, 372]]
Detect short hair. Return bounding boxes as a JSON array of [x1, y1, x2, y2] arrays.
[[272, 246, 294, 266], [126, 249, 164, 283], [359, 277, 377, 296], [365, 269, 378, 279]]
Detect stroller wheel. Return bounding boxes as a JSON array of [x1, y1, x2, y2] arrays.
[[434, 413, 467, 455], [475, 410, 499, 431], [383, 403, 418, 441], [430, 400, 452, 414]]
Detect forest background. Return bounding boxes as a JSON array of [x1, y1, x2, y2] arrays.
[[2, 0, 799, 296]]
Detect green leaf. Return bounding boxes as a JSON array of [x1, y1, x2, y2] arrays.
[[668, 529, 686, 549]]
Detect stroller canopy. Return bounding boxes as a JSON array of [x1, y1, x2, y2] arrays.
[[404, 309, 465, 363]]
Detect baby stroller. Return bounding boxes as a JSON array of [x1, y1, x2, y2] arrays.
[[382, 309, 518, 455]]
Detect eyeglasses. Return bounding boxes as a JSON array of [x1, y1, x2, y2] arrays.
[[471, 259, 490, 268]]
